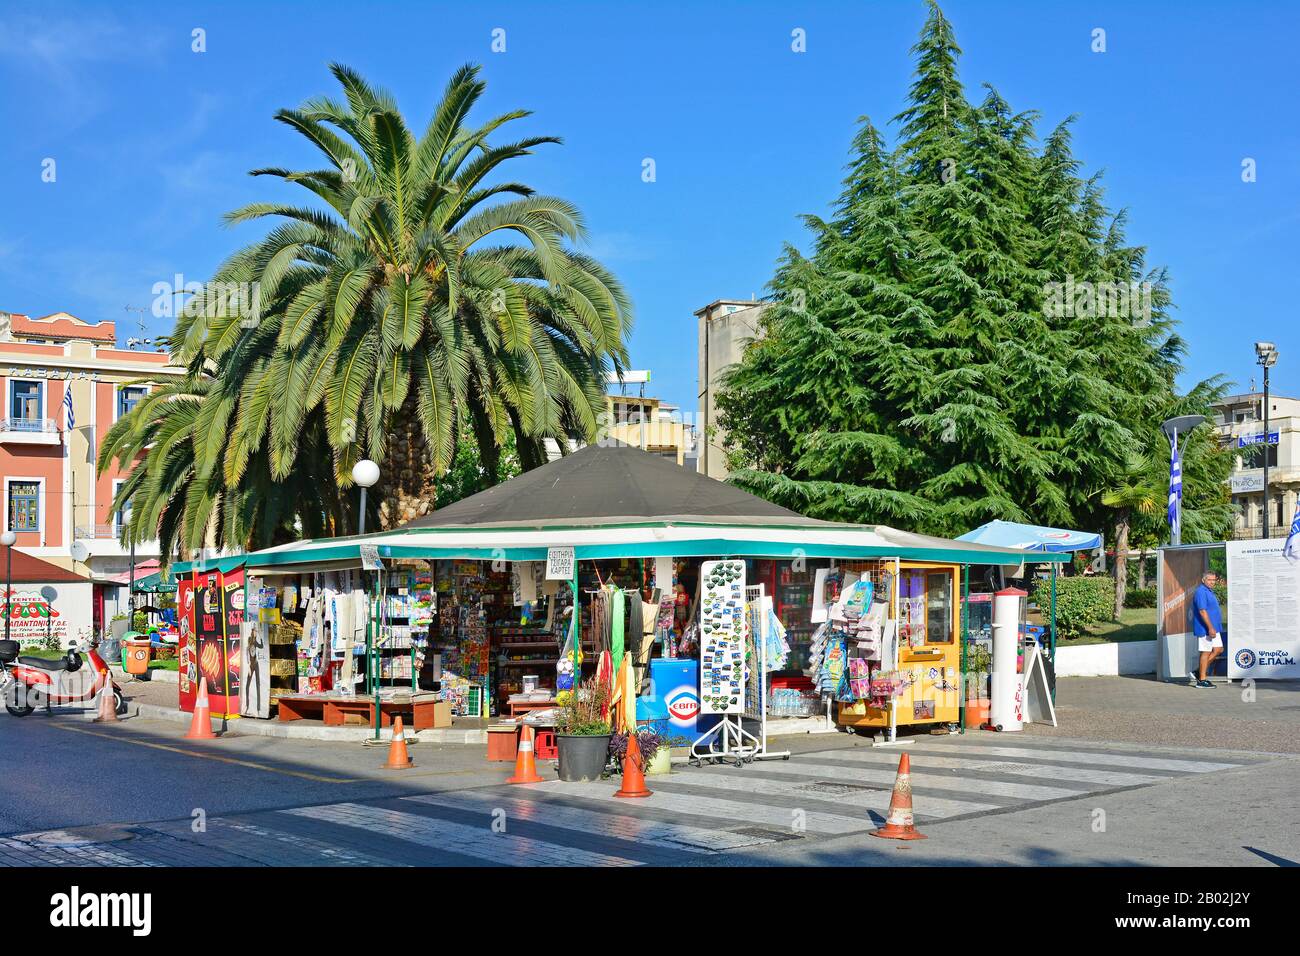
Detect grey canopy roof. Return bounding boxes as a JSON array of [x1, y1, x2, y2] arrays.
[[401, 443, 826, 530]]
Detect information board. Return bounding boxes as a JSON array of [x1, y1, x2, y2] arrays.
[[1226, 539, 1300, 679], [699, 559, 747, 714]]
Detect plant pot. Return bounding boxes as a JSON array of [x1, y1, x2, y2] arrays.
[[556, 734, 611, 782], [645, 747, 672, 776], [964, 698, 991, 729]]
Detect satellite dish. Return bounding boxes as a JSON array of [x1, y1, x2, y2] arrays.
[[69, 541, 90, 563]]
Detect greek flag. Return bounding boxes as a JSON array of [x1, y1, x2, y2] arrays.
[[1283, 499, 1300, 563], [1167, 435, 1181, 538], [63, 389, 74, 430]]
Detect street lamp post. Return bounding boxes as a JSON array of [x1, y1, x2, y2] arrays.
[[1, 530, 14, 646], [1161, 415, 1207, 547], [1255, 342, 1279, 539], [351, 459, 380, 536]]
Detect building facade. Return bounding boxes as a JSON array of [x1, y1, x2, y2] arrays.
[[695, 298, 767, 479], [0, 311, 185, 633], [543, 389, 697, 466], [1213, 390, 1300, 540]]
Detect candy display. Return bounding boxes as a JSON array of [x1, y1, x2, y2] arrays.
[[699, 559, 747, 714]]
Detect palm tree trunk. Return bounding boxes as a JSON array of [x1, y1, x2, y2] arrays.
[[374, 392, 440, 530], [1113, 514, 1130, 620], [1137, 550, 1147, 589]]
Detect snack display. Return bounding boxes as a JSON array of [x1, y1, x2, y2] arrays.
[[699, 559, 747, 714]]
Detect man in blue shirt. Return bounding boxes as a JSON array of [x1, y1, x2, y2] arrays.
[[1191, 571, 1224, 688]]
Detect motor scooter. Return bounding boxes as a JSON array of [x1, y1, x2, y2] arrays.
[[0, 636, 124, 717]]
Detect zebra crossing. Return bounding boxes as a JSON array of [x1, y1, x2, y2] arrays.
[[1, 735, 1268, 867]]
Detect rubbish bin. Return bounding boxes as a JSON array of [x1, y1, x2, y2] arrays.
[[122, 634, 152, 676]]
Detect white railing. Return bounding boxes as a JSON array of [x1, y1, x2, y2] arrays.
[[75, 524, 121, 540], [0, 417, 58, 433]]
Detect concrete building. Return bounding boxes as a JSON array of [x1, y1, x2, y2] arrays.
[[695, 298, 767, 479], [0, 310, 186, 633], [1212, 390, 1300, 539], [544, 387, 698, 466]]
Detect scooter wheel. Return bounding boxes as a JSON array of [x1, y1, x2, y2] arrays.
[[114, 687, 126, 715], [5, 684, 34, 716]]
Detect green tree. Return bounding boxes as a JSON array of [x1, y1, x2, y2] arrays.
[[718, 0, 1233, 561], [105, 64, 632, 554]]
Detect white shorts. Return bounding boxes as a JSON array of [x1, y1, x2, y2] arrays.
[[1198, 634, 1223, 653]]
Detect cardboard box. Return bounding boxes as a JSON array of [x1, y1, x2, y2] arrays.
[[432, 701, 452, 728]]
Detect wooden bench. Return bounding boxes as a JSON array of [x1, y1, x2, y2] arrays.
[[276, 694, 443, 731]]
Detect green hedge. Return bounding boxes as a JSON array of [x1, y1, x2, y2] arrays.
[[1124, 585, 1156, 609], [1032, 575, 1115, 640]]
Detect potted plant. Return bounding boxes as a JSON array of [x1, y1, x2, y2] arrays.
[[964, 643, 991, 729], [554, 678, 612, 782], [609, 728, 679, 776]]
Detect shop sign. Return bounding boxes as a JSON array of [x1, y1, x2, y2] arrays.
[[1229, 474, 1265, 493], [545, 547, 575, 581], [3, 589, 70, 643]]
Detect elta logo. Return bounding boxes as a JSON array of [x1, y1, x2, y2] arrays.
[[665, 686, 699, 724], [1234, 649, 1256, 669]]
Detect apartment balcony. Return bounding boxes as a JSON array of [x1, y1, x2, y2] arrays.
[[0, 417, 60, 445], [73, 525, 160, 561]]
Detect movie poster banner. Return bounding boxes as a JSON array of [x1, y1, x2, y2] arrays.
[[177, 576, 197, 714]]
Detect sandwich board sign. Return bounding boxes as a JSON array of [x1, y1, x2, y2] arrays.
[[1021, 644, 1057, 726], [546, 547, 575, 581]]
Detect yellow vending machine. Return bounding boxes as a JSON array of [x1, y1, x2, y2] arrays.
[[838, 562, 961, 733]]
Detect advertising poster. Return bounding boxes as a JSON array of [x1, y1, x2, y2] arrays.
[[177, 576, 197, 713], [222, 568, 245, 716], [698, 559, 747, 714], [1227, 540, 1300, 679], [194, 570, 232, 716], [1160, 548, 1208, 640], [241, 577, 270, 719]]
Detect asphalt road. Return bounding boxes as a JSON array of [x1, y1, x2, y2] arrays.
[[3, 702, 1296, 867]]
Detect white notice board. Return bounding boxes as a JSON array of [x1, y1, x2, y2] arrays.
[[1226, 540, 1300, 679]]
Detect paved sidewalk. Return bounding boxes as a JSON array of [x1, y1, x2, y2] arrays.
[[1025, 676, 1300, 753]]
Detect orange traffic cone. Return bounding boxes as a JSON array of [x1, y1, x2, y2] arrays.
[[870, 753, 926, 840], [383, 716, 414, 770], [506, 724, 545, 784], [614, 731, 652, 798], [93, 681, 118, 723], [185, 677, 217, 740]]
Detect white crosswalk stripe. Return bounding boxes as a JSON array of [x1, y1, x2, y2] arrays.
[[526, 779, 864, 834], [663, 764, 1001, 818], [810, 748, 1167, 788], [283, 801, 643, 866], [405, 790, 776, 851], [692, 753, 1082, 801], [901, 742, 1245, 774]]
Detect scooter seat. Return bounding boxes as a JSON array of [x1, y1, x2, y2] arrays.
[[18, 656, 69, 671]]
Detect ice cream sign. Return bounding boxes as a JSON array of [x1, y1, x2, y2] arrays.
[[2, 589, 69, 641]]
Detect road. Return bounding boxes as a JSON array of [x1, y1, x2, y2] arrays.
[[3, 701, 1297, 867]]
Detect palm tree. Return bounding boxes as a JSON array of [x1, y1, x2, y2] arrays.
[[99, 375, 346, 557], [1100, 452, 1163, 619], [170, 63, 632, 529]]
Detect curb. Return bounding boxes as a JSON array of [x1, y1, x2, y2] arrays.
[[111, 665, 179, 685], [131, 702, 487, 744]]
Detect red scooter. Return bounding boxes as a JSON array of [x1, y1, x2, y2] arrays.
[[0, 637, 124, 717]]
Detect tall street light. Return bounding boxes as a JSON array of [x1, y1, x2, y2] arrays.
[[1255, 341, 1279, 539], [1, 529, 15, 646], [351, 459, 380, 536], [1161, 415, 1207, 547]]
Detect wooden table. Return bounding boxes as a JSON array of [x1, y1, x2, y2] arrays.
[[276, 693, 444, 730], [507, 698, 558, 718]]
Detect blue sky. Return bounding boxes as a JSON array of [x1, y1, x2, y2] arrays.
[[2, 0, 1297, 411]]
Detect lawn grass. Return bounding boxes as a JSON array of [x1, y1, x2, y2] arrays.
[[148, 658, 179, 671], [1068, 606, 1156, 646], [17, 646, 63, 659]]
